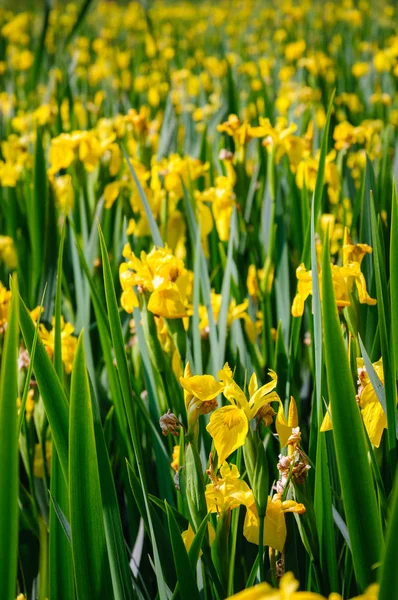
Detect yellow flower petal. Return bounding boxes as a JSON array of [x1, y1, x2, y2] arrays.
[[147, 288, 188, 319], [104, 180, 121, 209], [182, 522, 215, 554], [275, 402, 292, 448], [206, 405, 249, 464], [288, 396, 298, 428], [120, 288, 138, 313], [249, 370, 278, 414], [225, 582, 274, 599], [360, 388, 387, 447], [224, 380, 250, 410], [243, 497, 286, 552], [248, 372, 258, 398], [320, 404, 333, 432], [179, 374, 224, 401]]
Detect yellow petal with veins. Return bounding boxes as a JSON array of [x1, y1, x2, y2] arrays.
[[179, 374, 224, 402], [206, 405, 248, 464]]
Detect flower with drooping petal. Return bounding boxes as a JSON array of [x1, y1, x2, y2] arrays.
[[243, 494, 305, 552], [206, 365, 288, 464], [291, 229, 376, 317], [180, 361, 223, 415]]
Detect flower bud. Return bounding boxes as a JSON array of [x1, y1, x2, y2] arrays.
[[159, 409, 181, 436]]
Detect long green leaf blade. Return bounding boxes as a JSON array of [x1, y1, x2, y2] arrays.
[[322, 236, 384, 591], [19, 296, 69, 481], [69, 333, 113, 598], [0, 275, 19, 600]]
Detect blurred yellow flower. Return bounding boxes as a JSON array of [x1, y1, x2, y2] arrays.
[[39, 318, 77, 374], [120, 245, 191, 318]]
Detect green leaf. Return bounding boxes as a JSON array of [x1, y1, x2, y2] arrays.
[[89, 378, 135, 600], [30, 0, 52, 89], [157, 94, 178, 160], [121, 146, 163, 247], [390, 183, 398, 377], [321, 236, 384, 590], [17, 286, 45, 437], [64, 0, 97, 46], [30, 128, 48, 299], [69, 333, 113, 598], [310, 100, 339, 593], [358, 334, 388, 418], [165, 502, 201, 600], [98, 227, 168, 600], [0, 275, 19, 599], [218, 208, 236, 366], [182, 182, 219, 374], [185, 443, 207, 530], [19, 296, 70, 482], [379, 470, 398, 599], [49, 223, 75, 600], [49, 491, 72, 545], [370, 198, 396, 452]]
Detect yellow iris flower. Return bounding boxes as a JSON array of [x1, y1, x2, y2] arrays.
[[291, 230, 376, 317], [243, 494, 305, 553], [226, 572, 378, 599], [205, 365, 290, 464], [205, 462, 254, 514], [180, 361, 224, 414], [120, 244, 191, 318]]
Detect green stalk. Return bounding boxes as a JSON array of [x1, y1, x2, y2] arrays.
[[38, 517, 49, 600], [258, 509, 265, 582]]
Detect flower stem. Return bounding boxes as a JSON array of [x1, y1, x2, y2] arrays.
[[258, 510, 265, 582]]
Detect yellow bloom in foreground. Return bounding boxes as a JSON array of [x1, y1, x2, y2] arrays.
[[205, 462, 254, 514], [227, 571, 379, 599], [206, 366, 287, 464], [243, 494, 305, 552]]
